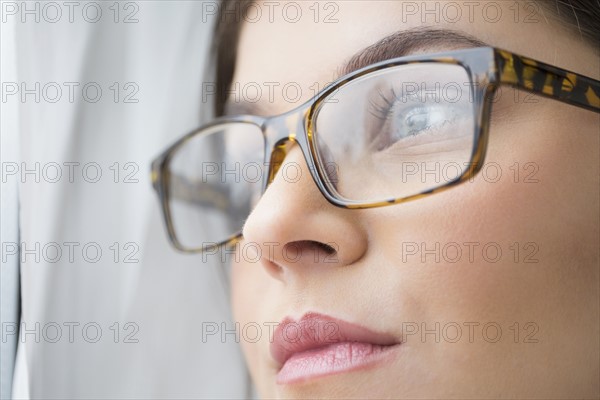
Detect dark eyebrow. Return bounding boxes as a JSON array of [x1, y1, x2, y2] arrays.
[[224, 27, 488, 116], [338, 27, 488, 77]]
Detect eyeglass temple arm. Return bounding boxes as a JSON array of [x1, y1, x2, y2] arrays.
[[494, 49, 600, 113]]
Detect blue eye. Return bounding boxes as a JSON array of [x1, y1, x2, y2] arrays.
[[372, 103, 458, 151], [367, 87, 466, 151], [396, 106, 454, 137]]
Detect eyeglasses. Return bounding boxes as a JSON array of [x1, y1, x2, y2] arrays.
[[151, 46, 600, 253]]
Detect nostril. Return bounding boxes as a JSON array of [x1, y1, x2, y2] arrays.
[[284, 240, 338, 261], [314, 241, 337, 255]]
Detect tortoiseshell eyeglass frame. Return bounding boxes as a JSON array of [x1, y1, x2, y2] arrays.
[[151, 46, 600, 253]]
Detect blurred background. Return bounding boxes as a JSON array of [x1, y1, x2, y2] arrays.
[[1, 1, 250, 398]]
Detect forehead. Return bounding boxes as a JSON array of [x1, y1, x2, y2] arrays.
[[230, 0, 594, 115]]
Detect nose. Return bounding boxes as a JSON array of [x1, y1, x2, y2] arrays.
[[241, 144, 369, 283]]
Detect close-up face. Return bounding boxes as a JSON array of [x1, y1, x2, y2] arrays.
[[8, 1, 599, 399], [220, 1, 600, 398]]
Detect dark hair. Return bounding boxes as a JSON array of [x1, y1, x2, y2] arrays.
[[213, 0, 599, 116], [545, 0, 600, 45], [213, 0, 252, 116]]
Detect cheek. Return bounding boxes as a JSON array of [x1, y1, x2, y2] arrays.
[[354, 102, 598, 390], [374, 100, 599, 328], [483, 102, 599, 257]]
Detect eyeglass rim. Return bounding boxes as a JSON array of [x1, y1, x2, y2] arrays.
[[151, 46, 600, 252]]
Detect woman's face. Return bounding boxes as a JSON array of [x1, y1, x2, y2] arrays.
[[227, 1, 599, 398]]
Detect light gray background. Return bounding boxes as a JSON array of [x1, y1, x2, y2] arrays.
[[1, 1, 250, 398]]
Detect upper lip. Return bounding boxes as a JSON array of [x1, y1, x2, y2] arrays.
[[270, 312, 399, 366]]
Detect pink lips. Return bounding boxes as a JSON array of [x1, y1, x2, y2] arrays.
[[270, 312, 400, 384]]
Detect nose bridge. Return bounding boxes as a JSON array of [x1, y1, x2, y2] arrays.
[[263, 106, 311, 185]]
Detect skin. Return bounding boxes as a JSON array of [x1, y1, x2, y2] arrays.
[[226, 1, 600, 398]]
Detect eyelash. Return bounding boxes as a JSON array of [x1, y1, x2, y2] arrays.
[[368, 87, 441, 142], [367, 86, 464, 151], [369, 87, 403, 123]]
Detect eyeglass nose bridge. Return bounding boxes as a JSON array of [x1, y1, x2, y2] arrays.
[[261, 104, 321, 189]]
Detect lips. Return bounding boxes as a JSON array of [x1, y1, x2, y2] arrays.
[[270, 312, 400, 384]]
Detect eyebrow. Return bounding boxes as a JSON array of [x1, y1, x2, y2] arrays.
[[339, 27, 488, 77], [224, 27, 488, 116]]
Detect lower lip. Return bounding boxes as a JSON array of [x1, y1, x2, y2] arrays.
[[276, 342, 399, 385]]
